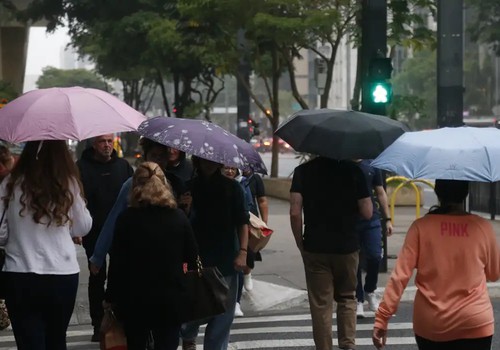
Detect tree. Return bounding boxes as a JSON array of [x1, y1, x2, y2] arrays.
[[0, 80, 19, 101], [351, 0, 437, 111], [179, 0, 349, 176], [467, 0, 500, 55], [18, 1, 228, 119], [391, 49, 436, 128], [36, 66, 110, 90]]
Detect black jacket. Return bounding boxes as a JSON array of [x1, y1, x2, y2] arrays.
[[77, 148, 133, 245], [105, 206, 198, 325]]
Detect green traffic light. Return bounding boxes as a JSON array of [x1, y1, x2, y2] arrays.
[[372, 84, 389, 104]]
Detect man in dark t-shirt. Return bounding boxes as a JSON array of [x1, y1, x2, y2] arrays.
[[290, 157, 372, 350]]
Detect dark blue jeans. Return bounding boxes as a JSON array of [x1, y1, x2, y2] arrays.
[[4, 272, 79, 350], [356, 223, 382, 302]]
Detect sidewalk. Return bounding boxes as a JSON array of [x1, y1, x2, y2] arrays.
[[242, 197, 500, 313]]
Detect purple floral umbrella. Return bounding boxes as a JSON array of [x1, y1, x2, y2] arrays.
[[138, 116, 268, 174]]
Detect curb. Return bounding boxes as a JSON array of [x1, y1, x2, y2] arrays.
[[244, 280, 500, 313], [241, 280, 308, 312]]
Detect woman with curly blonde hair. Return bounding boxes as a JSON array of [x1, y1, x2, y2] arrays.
[[0, 140, 92, 350], [105, 162, 198, 350]]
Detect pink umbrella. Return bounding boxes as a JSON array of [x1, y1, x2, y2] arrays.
[[0, 87, 146, 143]]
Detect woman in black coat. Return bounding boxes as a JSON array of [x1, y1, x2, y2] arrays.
[[105, 162, 198, 350]]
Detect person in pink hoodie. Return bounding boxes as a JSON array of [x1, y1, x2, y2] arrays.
[[373, 179, 500, 350]]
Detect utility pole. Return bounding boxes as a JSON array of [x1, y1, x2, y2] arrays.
[[236, 29, 251, 142], [437, 0, 464, 127]]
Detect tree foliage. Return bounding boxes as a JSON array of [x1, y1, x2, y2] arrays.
[[36, 66, 109, 90], [391, 46, 496, 129], [0, 80, 19, 101], [467, 0, 500, 55], [18, 0, 228, 119], [391, 49, 436, 129]]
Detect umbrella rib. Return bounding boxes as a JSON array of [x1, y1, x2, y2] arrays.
[[63, 89, 80, 140]]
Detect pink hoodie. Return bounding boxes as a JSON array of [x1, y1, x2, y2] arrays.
[[375, 213, 500, 341]]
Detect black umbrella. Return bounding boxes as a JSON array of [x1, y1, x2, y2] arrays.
[[275, 109, 411, 160]]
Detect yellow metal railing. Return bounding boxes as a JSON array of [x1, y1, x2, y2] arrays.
[[386, 176, 435, 224]]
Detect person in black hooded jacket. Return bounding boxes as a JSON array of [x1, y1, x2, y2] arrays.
[[76, 134, 133, 341]]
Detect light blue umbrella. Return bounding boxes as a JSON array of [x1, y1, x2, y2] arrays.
[[371, 126, 500, 182]]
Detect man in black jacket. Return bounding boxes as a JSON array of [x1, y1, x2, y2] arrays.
[[77, 134, 133, 341]]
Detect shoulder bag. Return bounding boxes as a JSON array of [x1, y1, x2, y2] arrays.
[[180, 256, 229, 323]]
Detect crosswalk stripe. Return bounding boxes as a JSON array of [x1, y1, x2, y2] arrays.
[[224, 322, 412, 335], [231, 312, 375, 324], [229, 337, 416, 349], [0, 313, 415, 349]]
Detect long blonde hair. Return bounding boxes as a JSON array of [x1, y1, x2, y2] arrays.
[[129, 162, 177, 208]]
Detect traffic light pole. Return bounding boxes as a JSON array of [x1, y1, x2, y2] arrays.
[[361, 0, 390, 273], [360, 0, 388, 117]]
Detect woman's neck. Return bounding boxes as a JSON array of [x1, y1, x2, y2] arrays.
[[442, 202, 467, 215]]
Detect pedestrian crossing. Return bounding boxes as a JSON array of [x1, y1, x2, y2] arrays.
[[0, 312, 416, 349]]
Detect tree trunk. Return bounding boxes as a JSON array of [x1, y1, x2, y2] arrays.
[[285, 48, 309, 109], [320, 42, 340, 108], [157, 70, 171, 117]]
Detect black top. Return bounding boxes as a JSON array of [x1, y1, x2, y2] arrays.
[[105, 206, 198, 325], [188, 171, 249, 276], [290, 157, 370, 254], [77, 148, 134, 243], [355, 159, 383, 226]]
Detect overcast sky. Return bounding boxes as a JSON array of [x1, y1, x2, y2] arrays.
[[25, 27, 70, 75]]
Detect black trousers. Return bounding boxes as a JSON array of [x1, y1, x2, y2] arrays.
[[415, 334, 492, 350], [84, 240, 107, 328], [5, 272, 78, 350]]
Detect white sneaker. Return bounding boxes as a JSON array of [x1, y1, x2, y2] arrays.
[[234, 302, 244, 317], [366, 292, 380, 312], [243, 273, 253, 291], [356, 302, 365, 319]]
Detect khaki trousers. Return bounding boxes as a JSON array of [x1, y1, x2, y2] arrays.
[[302, 251, 359, 350]]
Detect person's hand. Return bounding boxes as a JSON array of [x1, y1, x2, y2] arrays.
[[72, 237, 82, 245], [233, 250, 247, 271], [295, 239, 304, 255], [179, 192, 192, 213], [90, 262, 100, 275], [372, 327, 387, 349], [386, 221, 394, 237]]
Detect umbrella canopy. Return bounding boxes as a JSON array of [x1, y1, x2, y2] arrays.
[[0, 87, 146, 143], [275, 109, 410, 160], [138, 116, 268, 174], [371, 126, 500, 182]]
